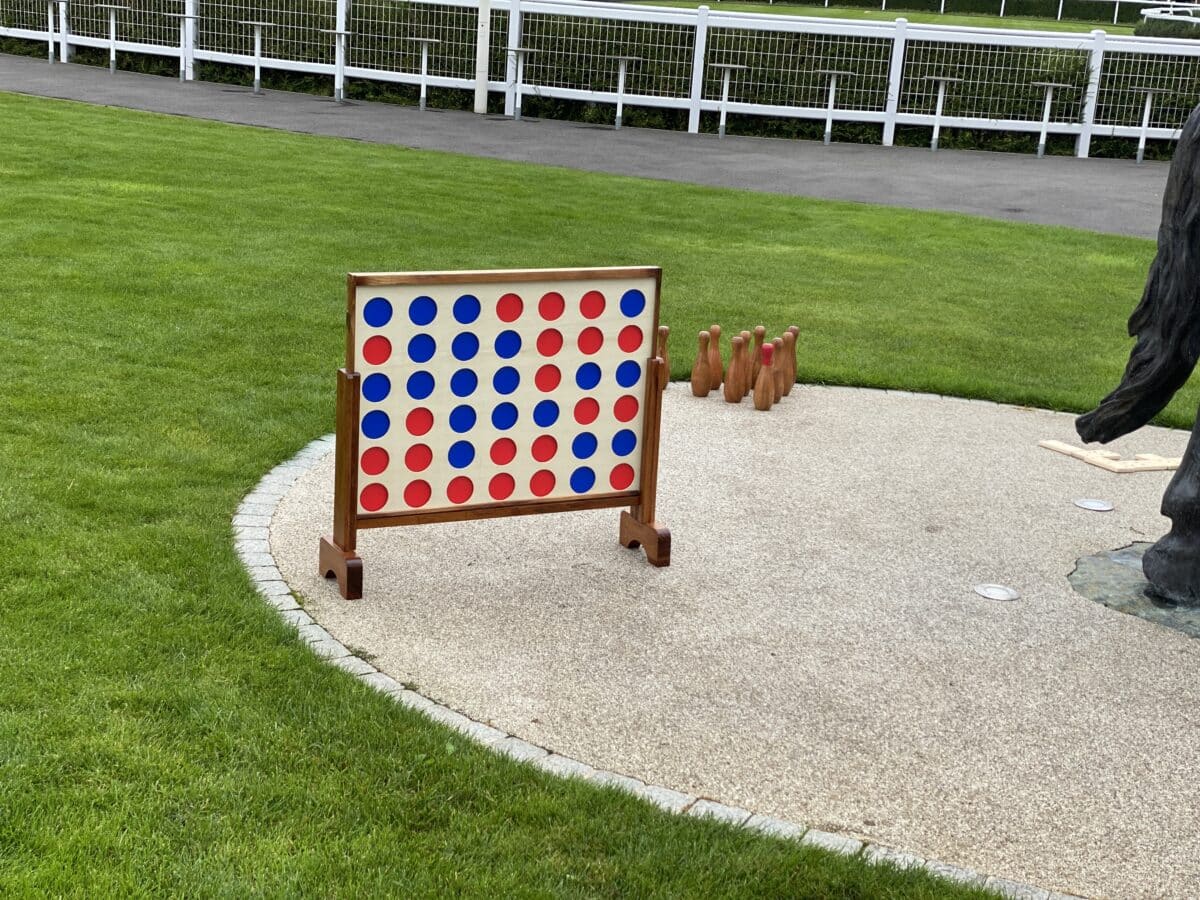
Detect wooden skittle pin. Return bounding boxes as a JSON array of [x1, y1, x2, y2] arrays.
[[708, 324, 723, 391], [691, 331, 711, 397], [724, 336, 744, 403], [771, 337, 785, 403], [738, 330, 752, 398], [781, 330, 797, 397], [751, 326, 766, 388], [753, 343, 774, 411], [657, 325, 670, 392]]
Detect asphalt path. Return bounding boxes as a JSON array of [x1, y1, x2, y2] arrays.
[[0, 51, 1170, 238]]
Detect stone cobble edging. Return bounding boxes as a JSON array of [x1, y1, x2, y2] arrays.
[[235, 409, 1086, 900]]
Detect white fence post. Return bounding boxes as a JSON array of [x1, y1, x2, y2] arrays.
[[882, 17, 907, 147], [184, 0, 196, 80], [504, 0, 522, 117], [1076, 29, 1106, 159], [58, 0, 70, 62], [474, 0, 491, 113], [999, 0, 1006, 17], [334, 0, 347, 101], [687, 4, 710, 134]]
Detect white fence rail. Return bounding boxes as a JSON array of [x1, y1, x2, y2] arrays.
[[4, 0, 1200, 157]]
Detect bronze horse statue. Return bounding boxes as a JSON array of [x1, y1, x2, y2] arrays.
[[1077, 104, 1200, 605]]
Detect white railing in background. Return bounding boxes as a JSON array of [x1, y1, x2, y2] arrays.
[[3, 0, 1200, 157]]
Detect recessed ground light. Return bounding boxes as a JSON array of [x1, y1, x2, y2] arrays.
[[974, 584, 1019, 601], [1074, 498, 1114, 512]]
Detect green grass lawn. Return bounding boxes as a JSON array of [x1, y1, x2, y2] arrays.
[[0, 90, 1174, 895], [634, 0, 1136, 33]]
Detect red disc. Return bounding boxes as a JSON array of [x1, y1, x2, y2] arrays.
[[531, 435, 558, 463], [538, 291, 565, 321], [447, 476, 474, 504], [361, 446, 389, 476], [406, 408, 434, 436], [360, 482, 388, 511], [497, 292, 524, 323], [579, 290, 606, 319], [574, 397, 600, 425], [613, 395, 639, 422], [577, 327, 603, 355], [489, 473, 515, 501], [618, 324, 644, 353], [535, 364, 561, 393], [490, 437, 517, 465], [404, 443, 432, 472], [537, 329, 563, 357], [362, 335, 392, 366], [403, 479, 431, 508], [610, 464, 635, 490], [530, 469, 556, 497]]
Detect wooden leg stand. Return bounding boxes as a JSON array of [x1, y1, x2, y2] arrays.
[[319, 536, 363, 600], [619, 510, 671, 566], [620, 354, 671, 566], [319, 368, 363, 599]]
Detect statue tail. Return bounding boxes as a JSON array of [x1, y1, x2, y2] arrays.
[[1077, 112, 1200, 445]]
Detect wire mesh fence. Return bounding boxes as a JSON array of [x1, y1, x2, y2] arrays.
[[350, 0, 477, 80], [704, 27, 892, 109], [518, 12, 694, 98], [197, 0, 336, 62], [1097, 48, 1200, 127], [6, 0, 1200, 152], [900, 40, 1090, 121], [1, 0, 51, 32], [70, 0, 178, 46]]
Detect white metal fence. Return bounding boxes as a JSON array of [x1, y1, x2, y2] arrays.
[[4, 0, 1200, 157]]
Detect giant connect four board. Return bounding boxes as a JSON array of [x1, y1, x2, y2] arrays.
[[319, 268, 671, 599]]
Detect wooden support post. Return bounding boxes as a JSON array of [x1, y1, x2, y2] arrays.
[[319, 368, 363, 599], [620, 355, 671, 566]]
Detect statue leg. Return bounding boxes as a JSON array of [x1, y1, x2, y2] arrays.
[[1144, 412, 1200, 605]]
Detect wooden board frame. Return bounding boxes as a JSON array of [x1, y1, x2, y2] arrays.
[[320, 267, 671, 599]]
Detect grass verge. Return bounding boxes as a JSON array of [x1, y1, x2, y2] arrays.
[[0, 90, 1173, 894]]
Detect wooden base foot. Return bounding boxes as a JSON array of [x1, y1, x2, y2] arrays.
[[319, 535, 363, 599], [619, 511, 671, 567]]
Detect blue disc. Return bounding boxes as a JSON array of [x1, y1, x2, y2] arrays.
[[575, 362, 602, 390], [572, 432, 597, 459], [363, 297, 393, 328], [362, 373, 391, 403], [452, 332, 480, 362], [570, 466, 596, 493], [408, 333, 436, 363], [491, 402, 518, 430], [448, 440, 475, 469], [495, 330, 522, 360], [406, 371, 434, 400], [450, 369, 478, 398], [448, 408, 475, 436], [534, 400, 559, 428], [449, 405, 477, 434], [453, 294, 481, 324], [408, 295, 437, 326], [493, 366, 520, 395], [362, 410, 390, 440], [615, 360, 642, 388], [612, 429, 637, 457], [619, 289, 646, 318]]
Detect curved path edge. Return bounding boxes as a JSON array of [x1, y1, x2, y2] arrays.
[[234, 420, 1086, 900]]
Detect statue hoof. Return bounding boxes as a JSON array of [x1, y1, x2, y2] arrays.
[[1144, 534, 1200, 606]]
